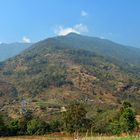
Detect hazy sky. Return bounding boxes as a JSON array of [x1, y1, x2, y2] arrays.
[[0, 0, 140, 47]]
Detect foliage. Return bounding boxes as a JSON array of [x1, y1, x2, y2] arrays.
[[0, 34, 140, 137], [119, 101, 138, 133], [109, 101, 138, 134], [114, 136, 140, 140], [62, 102, 90, 133], [8, 120, 20, 135], [92, 109, 119, 133], [18, 110, 33, 134], [108, 121, 121, 135], [0, 101, 138, 136], [27, 119, 46, 135], [49, 120, 63, 132]]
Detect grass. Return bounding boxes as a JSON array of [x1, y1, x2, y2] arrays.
[[113, 136, 140, 140], [0, 136, 73, 140], [81, 136, 140, 140], [0, 136, 140, 140], [82, 136, 115, 140]]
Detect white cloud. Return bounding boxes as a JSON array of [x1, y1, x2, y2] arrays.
[[81, 10, 88, 17], [74, 23, 88, 33], [22, 36, 31, 43], [54, 26, 80, 36], [54, 23, 88, 36]]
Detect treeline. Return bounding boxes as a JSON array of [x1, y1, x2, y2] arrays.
[[0, 110, 62, 136], [0, 101, 138, 136], [62, 101, 138, 135]]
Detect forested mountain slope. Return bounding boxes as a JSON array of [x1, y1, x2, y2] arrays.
[[0, 34, 140, 119]]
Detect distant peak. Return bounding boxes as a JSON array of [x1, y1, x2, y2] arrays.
[[66, 32, 81, 37]]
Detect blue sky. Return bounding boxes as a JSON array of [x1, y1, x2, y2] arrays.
[[0, 0, 140, 47]]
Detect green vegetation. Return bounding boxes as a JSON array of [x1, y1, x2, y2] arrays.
[[27, 119, 46, 135], [0, 33, 140, 119], [114, 136, 140, 140], [0, 101, 138, 136], [0, 136, 140, 140], [8, 120, 20, 135], [82, 136, 140, 140], [119, 102, 138, 133], [108, 101, 138, 135], [62, 102, 91, 133], [0, 34, 140, 137]]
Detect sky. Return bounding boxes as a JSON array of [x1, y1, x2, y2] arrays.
[[0, 0, 140, 48]]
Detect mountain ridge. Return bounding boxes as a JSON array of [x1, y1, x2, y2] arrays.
[[0, 33, 140, 119], [0, 42, 32, 61]]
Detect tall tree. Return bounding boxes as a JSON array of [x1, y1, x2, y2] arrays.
[[62, 102, 89, 133], [119, 101, 138, 133]]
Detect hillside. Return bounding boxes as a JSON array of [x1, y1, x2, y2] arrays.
[[0, 34, 140, 120], [0, 43, 32, 61], [54, 33, 140, 77], [57, 33, 140, 65]]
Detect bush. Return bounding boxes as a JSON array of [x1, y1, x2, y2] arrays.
[[49, 120, 63, 132], [120, 107, 138, 133], [8, 120, 20, 135], [108, 121, 121, 135], [109, 101, 138, 134], [27, 119, 46, 135], [62, 102, 90, 133]]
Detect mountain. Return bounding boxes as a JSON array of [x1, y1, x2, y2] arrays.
[[0, 33, 140, 120], [0, 43, 32, 61], [57, 33, 140, 65], [46, 33, 140, 78]]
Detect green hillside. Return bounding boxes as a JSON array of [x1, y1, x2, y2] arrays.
[[53, 33, 140, 77], [0, 34, 140, 120]]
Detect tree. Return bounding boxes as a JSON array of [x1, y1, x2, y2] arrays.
[[119, 101, 138, 133], [19, 109, 33, 134], [27, 119, 46, 135], [62, 102, 89, 133], [107, 101, 138, 135], [8, 119, 20, 135], [49, 120, 62, 132], [108, 121, 121, 135]]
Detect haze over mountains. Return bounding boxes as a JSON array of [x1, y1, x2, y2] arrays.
[[0, 33, 140, 119], [0, 43, 32, 61]]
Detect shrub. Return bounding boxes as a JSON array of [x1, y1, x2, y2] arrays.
[[49, 120, 63, 132], [27, 119, 46, 135], [108, 121, 121, 135], [62, 102, 90, 133], [8, 120, 20, 135]]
